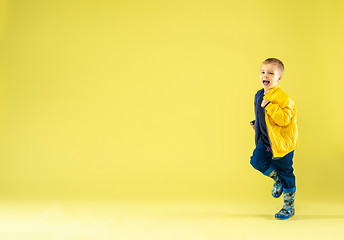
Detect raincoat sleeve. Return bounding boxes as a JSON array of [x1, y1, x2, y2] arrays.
[[264, 101, 294, 127]]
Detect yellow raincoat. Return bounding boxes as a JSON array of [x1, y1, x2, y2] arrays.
[[255, 86, 298, 159]]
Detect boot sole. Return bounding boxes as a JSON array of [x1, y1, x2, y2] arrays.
[[275, 214, 295, 220]]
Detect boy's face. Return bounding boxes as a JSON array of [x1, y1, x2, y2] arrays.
[[260, 63, 283, 91]]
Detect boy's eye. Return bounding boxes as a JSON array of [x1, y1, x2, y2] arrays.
[[261, 72, 265, 74], [269, 72, 274, 75]]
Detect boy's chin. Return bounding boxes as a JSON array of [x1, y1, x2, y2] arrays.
[[262, 86, 273, 93], [262, 84, 277, 89]]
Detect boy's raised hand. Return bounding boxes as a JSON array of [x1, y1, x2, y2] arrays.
[[261, 99, 270, 108]]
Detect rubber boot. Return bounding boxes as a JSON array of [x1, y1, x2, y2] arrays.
[[275, 191, 295, 220], [269, 170, 283, 198]]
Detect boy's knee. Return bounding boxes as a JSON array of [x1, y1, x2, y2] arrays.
[[250, 156, 271, 174], [250, 157, 260, 171]]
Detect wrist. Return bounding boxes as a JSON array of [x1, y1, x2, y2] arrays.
[[263, 101, 271, 108]]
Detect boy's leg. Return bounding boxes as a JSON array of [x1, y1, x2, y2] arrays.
[[250, 143, 282, 197], [268, 170, 283, 198], [250, 142, 273, 174], [271, 151, 296, 192], [271, 151, 296, 220]]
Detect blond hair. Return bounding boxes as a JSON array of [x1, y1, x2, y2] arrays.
[[262, 58, 284, 74]]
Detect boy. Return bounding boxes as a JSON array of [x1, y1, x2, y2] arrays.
[[250, 58, 298, 220]]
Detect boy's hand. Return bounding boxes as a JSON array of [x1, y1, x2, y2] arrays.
[[250, 120, 255, 130], [261, 99, 270, 108]]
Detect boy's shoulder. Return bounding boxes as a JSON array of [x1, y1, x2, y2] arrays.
[[267, 87, 295, 106], [275, 87, 289, 98]]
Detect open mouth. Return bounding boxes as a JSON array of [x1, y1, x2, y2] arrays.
[[263, 80, 270, 86]]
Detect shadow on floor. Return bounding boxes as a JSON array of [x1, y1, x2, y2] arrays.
[[167, 211, 344, 220], [293, 214, 344, 220], [168, 211, 273, 220]]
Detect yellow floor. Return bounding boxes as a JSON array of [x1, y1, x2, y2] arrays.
[[0, 200, 343, 240]]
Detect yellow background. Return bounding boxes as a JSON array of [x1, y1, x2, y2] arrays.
[[1, 0, 344, 204]]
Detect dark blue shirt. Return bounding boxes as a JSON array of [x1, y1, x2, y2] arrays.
[[256, 93, 270, 147]]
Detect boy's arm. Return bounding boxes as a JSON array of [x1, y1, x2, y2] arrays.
[[264, 102, 294, 127], [251, 94, 257, 130]]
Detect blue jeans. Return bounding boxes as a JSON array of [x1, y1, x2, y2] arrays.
[[250, 142, 296, 192]]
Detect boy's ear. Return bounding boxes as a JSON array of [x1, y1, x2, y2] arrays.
[[278, 75, 283, 82]]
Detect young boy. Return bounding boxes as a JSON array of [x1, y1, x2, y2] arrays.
[[250, 58, 298, 220]]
